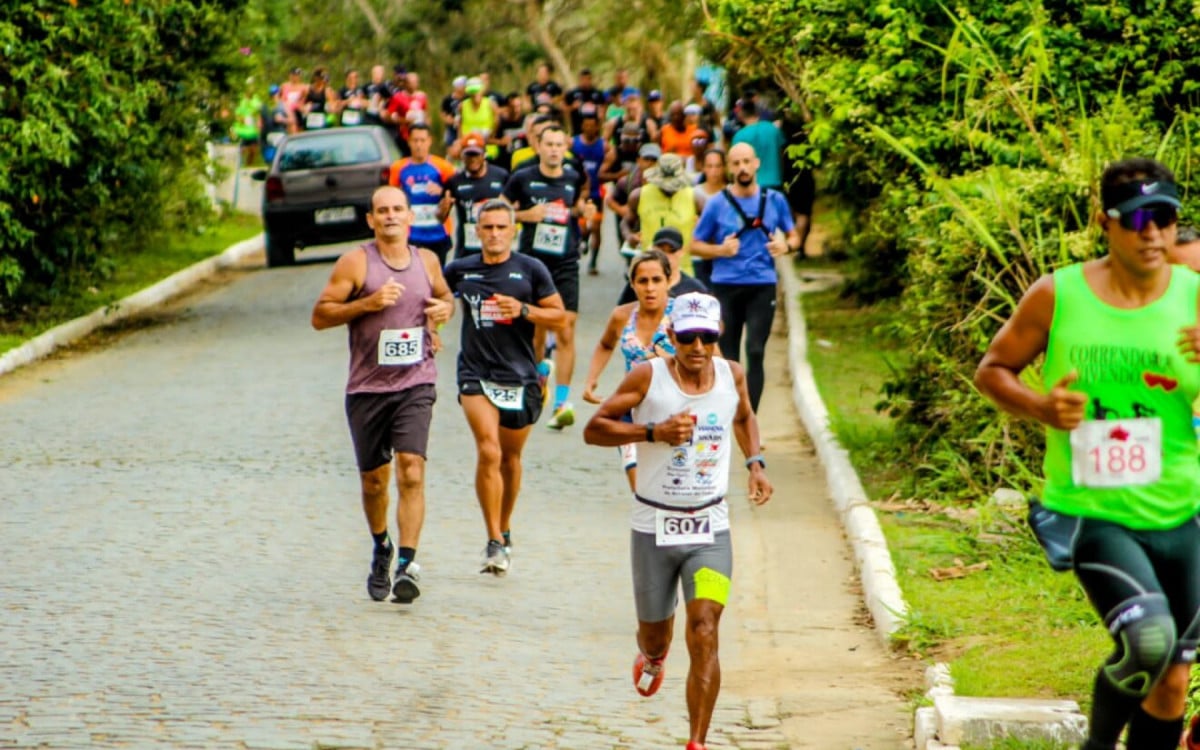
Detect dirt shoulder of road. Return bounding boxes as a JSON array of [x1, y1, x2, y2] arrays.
[[722, 323, 920, 749]]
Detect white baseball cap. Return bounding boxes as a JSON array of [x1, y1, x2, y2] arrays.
[[670, 293, 721, 334]]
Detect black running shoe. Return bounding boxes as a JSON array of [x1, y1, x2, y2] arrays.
[[392, 562, 421, 604], [367, 544, 393, 601]]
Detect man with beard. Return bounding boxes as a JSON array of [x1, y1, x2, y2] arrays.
[[690, 143, 800, 413]]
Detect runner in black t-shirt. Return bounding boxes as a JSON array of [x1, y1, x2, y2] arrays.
[[443, 199, 565, 577], [444, 134, 509, 258], [440, 76, 467, 151], [502, 124, 595, 432], [337, 69, 368, 127], [565, 68, 607, 135], [495, 94, 527, 172], [526, 62, 563, 110], [363, 65, 391, 127]]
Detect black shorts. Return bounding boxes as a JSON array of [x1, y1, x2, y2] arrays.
[[544, 260, 580, 313], [459, 380, 543, 430], [344, 384, 436, 472]]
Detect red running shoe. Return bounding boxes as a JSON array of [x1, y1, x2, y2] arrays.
[[685, 742, 706, 750], [632, 651, 666, 697]]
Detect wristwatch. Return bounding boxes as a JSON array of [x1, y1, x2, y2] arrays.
[[519, 303, 531, 319], [645, 422, 656, 443]]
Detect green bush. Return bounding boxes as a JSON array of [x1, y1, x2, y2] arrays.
[[0, 0, 250, 310], [704, 0, 1200, 495]]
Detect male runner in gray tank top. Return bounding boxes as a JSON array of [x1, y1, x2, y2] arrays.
[[583, 292, 772, 750], [311, 185, 455, 604]]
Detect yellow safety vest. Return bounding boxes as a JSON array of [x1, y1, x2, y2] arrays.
[[638, 184, 697, 274]]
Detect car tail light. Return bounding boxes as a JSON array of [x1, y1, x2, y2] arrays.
[[379, 167, 391, 185], [265, 176, 285, 202]]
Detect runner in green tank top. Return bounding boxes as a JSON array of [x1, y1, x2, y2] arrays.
[[976, 158, 1200, 750]]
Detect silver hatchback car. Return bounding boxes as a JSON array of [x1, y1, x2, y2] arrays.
[[251, 126, 401, 266]]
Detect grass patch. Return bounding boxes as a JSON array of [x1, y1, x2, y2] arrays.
[[0, 213, 260, 354], [799, 265, 1109, 710]]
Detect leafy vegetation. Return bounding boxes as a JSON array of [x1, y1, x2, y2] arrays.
[[0, 0, 252, 312], [799, 276, 1108, 706], [704, 0, 1200, 495]]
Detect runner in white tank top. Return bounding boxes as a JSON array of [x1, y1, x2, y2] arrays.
[[583, 292, 772, 750]]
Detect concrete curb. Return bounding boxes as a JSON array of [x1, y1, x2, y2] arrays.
[[776, 257, 909, 642], [0, 233, 263, 379]]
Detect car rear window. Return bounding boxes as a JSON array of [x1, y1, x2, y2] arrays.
[[278, 132, 383, 172]]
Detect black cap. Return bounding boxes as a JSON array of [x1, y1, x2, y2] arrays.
[[1102, 179, 1182, 216], [652, 226, 684, 251], [580, 67, 592, 76], [393, 64, 406, 75]]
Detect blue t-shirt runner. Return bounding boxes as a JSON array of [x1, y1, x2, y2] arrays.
[[692, 187, 793, 286]]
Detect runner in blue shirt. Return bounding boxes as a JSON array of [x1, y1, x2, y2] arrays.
[[691, 143, 800, 412]]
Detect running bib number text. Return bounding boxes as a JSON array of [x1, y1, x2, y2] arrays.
[[377, 328, 424, 366], [655, 509, 714, 547], [481, 381, 523, 411], [463, 222, 481, 250], [1070, 418, 1162, 488], [533, 223, 568, 254], [341, 109, 362, 126], [305, 112, 327, 129], [411, 204, 440, 228]]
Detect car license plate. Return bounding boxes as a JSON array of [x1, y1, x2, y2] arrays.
[[314, 206, 356, 225]]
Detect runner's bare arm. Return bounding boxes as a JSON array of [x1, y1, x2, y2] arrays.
[[490, 292, 567, 330], [974, 275, 1085, 428], [418, 249, 455, 325], [583, 363, 655, 446], [691, 234, 736, 259], [583, 305, 633, 404], [598, 145, 625, 182], [311, 249, 397, 330], [729, 361, 772, 504], [645, 118, 660, 144], [512, 200, 548, 224], [622, 189, 642, 245], [729, 360, 763, 458]]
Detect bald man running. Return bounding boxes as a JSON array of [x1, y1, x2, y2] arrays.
[[312, 185, 455, 604], [691, 143, 800, 412]]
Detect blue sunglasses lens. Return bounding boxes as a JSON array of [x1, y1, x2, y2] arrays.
[[1119, 206, 1177, 231]]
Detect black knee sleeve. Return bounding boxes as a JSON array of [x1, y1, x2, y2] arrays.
[[1100, 595, 1176, 698]]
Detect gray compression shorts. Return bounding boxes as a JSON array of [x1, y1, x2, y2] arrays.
[[630, 529, 732, 623]]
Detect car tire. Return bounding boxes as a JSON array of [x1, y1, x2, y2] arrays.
[[265, 233, 295, 267]]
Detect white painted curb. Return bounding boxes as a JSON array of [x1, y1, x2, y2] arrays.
[[777, 257, 909, 641], [0, 233, 263, 379]]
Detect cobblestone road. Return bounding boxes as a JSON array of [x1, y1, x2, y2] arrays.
[[0, 239, 909, 749]]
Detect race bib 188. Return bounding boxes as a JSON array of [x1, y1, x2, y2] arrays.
[[1069, 418, 1162, 488]]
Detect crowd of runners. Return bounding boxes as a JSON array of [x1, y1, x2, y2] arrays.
[[296, 53, 1200, 750], [304, 59, 811, 750]]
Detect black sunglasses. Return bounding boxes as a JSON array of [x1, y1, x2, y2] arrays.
[[1116, 205, 1178, 232], [675, 330, 719, 345]]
